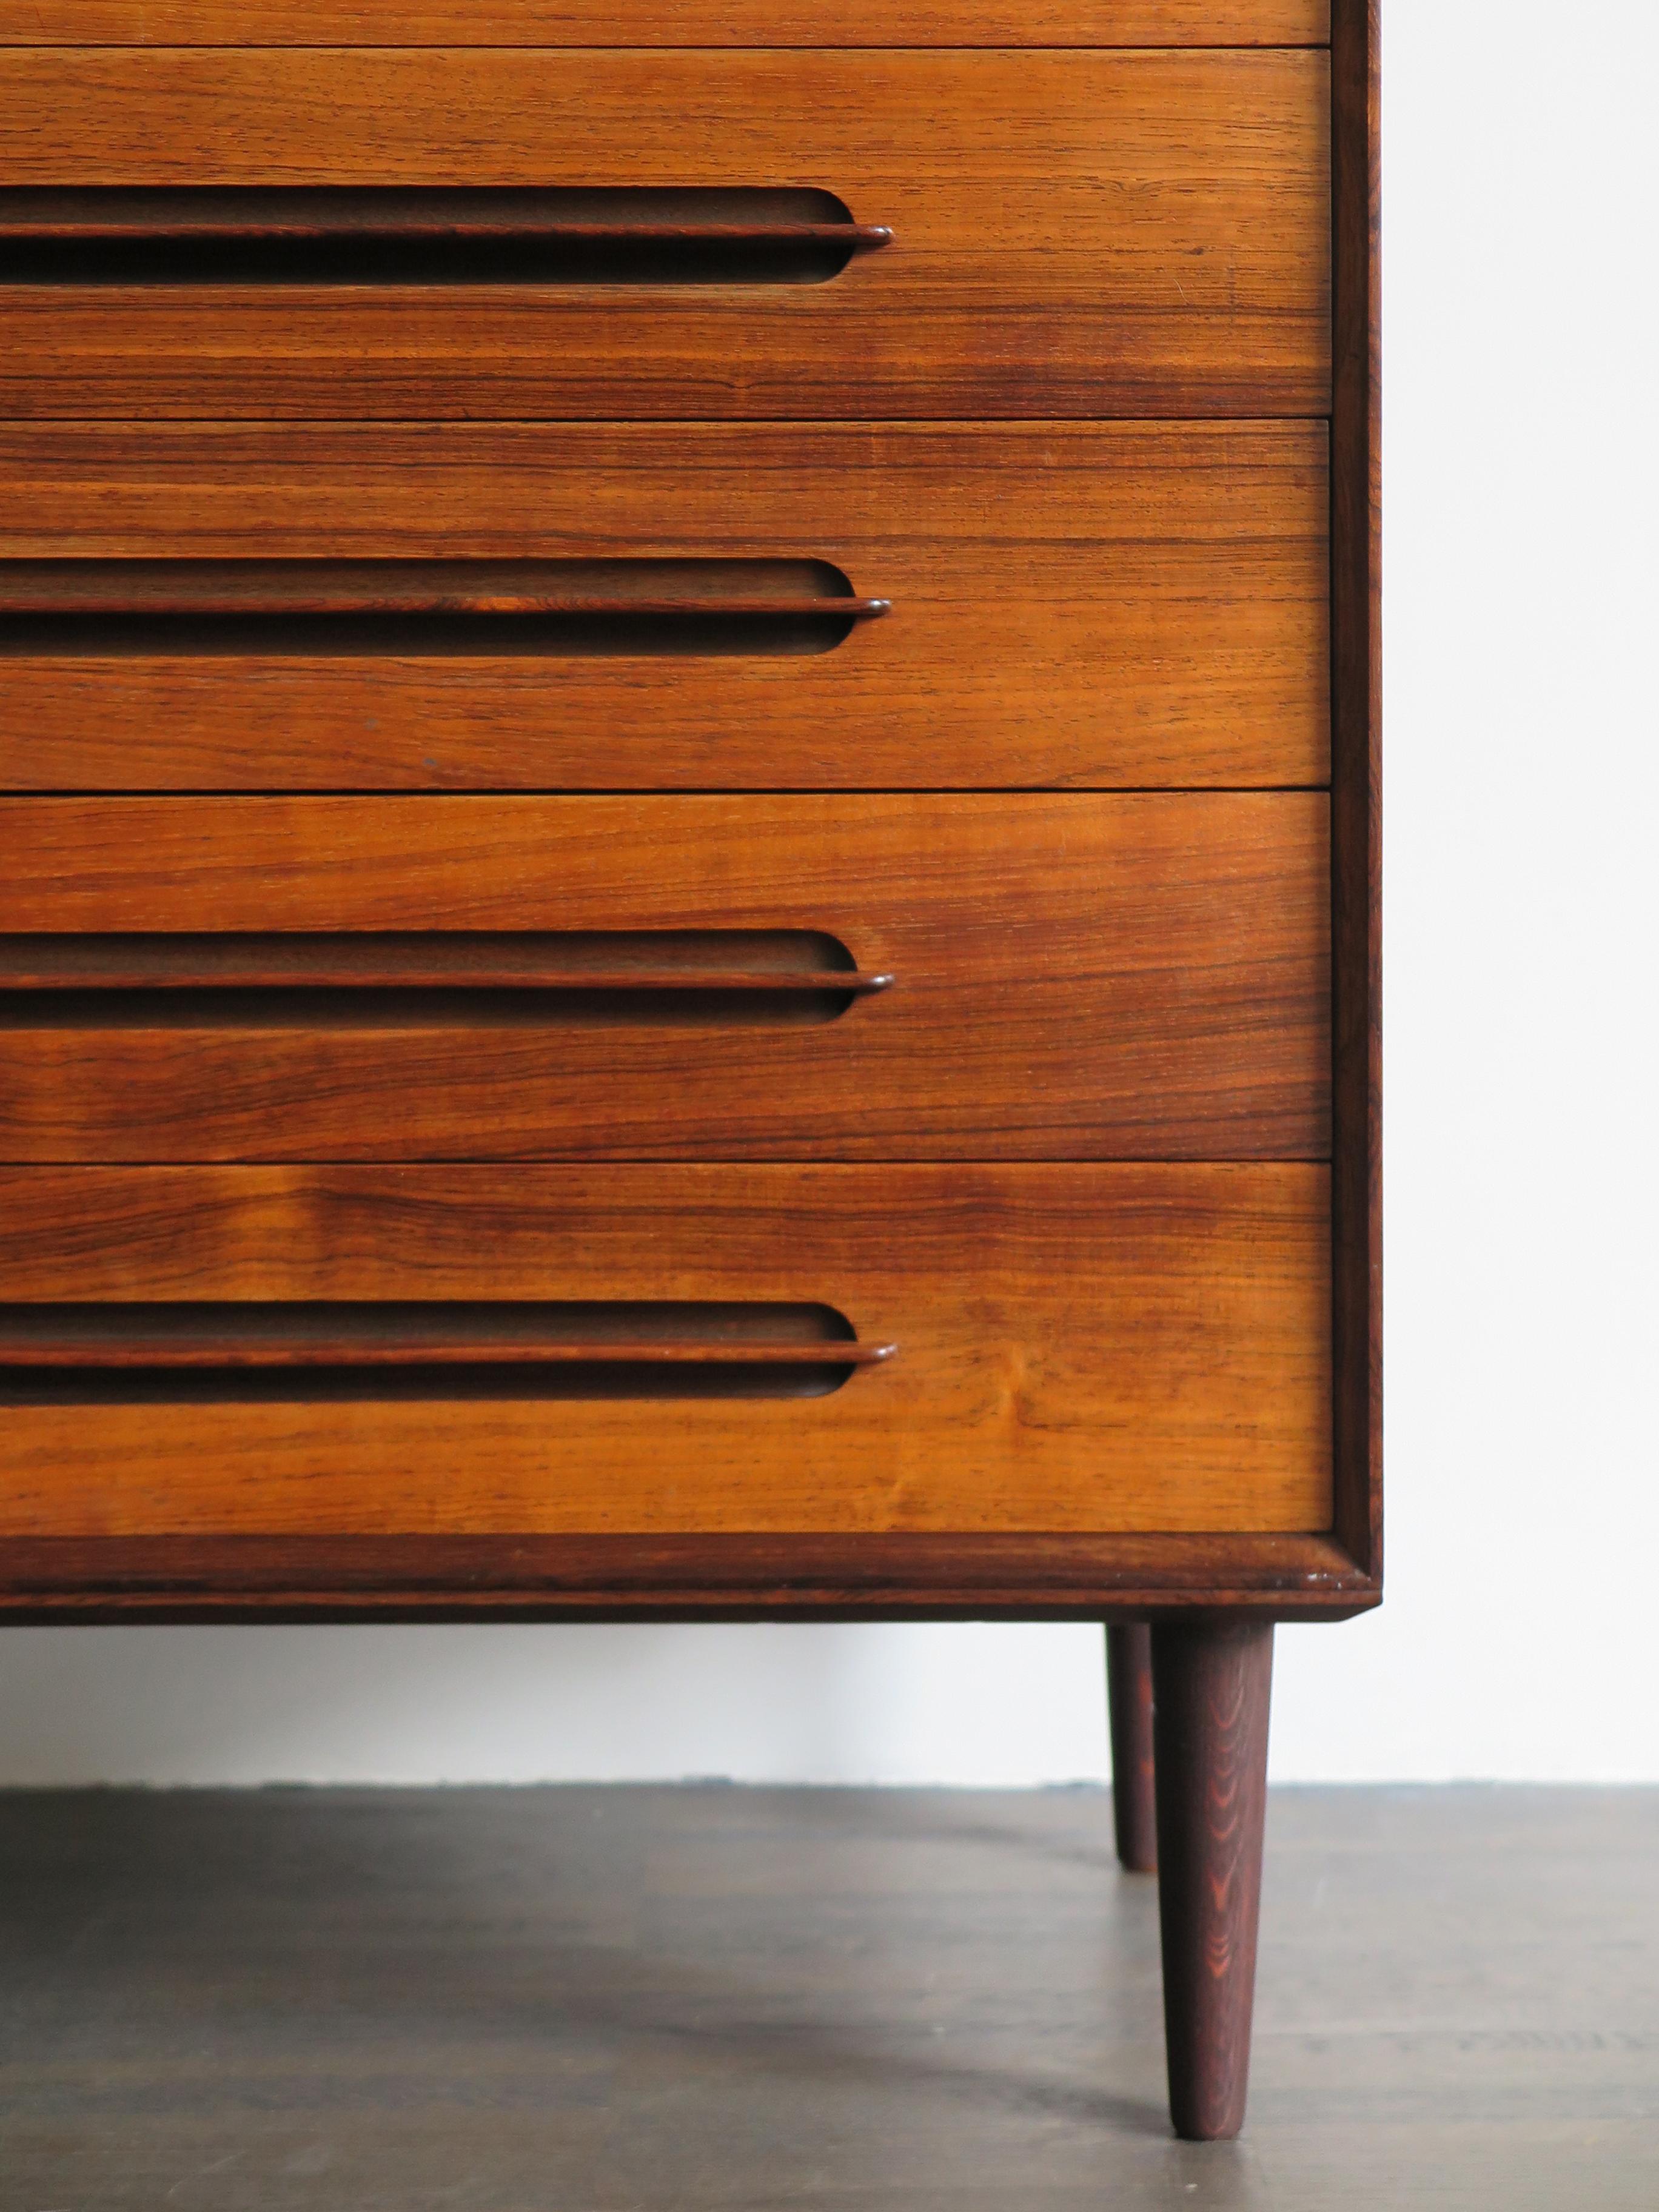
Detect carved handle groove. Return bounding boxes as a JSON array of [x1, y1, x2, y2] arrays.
[[0, 562, 890, 625], [0, 560, 890, 659], [0, 933, 895, 1025], [0, 1331, 897, 1373], [0, 188, 891, 284], [0, 1302, 896, 1402]]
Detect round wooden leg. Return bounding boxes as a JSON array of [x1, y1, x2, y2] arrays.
[[1105, 1623, 1158, 1872], [1151, 1617, 1273, 2141]]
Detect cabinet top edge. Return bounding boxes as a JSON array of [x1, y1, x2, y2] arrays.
[[1, 2, 1332, 50]]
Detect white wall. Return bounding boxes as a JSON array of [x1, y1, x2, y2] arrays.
[[2, 0, 1656, 1787]]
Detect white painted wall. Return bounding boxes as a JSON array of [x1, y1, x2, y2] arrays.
[[3, 1, 1655, 1787]]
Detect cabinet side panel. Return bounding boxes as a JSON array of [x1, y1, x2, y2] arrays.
[[1329, 0, 1381, 1578]]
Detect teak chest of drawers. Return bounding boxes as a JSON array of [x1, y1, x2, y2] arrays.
[[0, 0, 1379, 2143]]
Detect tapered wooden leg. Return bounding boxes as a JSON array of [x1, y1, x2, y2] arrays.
[[1105, 1624, 1158, 1872], [1150, 1618, 1273, 2142]]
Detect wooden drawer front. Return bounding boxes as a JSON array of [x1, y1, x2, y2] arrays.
[[10, 5, 1332, 45], [0, 1165, 1333, 1537], [0, 794, 1329, 1163], [0, 423, 1329, 794], [0, 51, 1330, 419]]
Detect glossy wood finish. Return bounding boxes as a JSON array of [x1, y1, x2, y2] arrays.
[[1, 2, 1377, 2150], [0, 192, 893, 289], [1330, 0, 1383, 1583], [0, 1533, 1377, 1625], [0, 794, 1328, 1163], [1107, 1623, 1158, 1874], [0, 1164, 1333, 1541], [7, 2, 1333, 42], [0, 5, 1382, 1640], [0, 1303, 896, 1373], [1151, 1618, 1273, 2140], [0, 931, 894, 998], [0, 51, 1330, 420], [0, 422, 1328, 792], [0, 557, 891, 623]]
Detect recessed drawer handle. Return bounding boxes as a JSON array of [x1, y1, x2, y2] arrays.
[[0, 187, 893, 286], [0, 932, 895, 1028], [0, 560, 890, 659], [0, 1302, 897, 1403]]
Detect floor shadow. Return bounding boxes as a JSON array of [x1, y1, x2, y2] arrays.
[[0, 1788, 1173, 2145]]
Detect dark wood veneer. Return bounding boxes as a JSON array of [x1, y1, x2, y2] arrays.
[[1330, 0, 1383, 1581], [1152, 1620, 1275, 2140], [0, 1534, 1378, 1627], [1107, 1622, 1159, 1873]]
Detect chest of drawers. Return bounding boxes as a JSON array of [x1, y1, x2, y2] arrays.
[[0, 0, 1379, 2143]]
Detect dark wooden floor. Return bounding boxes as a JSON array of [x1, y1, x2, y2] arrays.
[[1, 1785, 1654, 2209]]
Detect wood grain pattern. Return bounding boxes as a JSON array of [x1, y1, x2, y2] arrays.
[[0, 186, 894, 256], [0, 421, 1329, 792], [0, 51, 1330, 418], [0, 794, 1329, 1162], [0, 1303, 894, 1373], [0, 1164, 1333, 1540], [0, 1533, 1379, 1623], [1329, 0, 1381, 1583], [3, 4, 1333, 43], [0, 7, 1379, 1652], [0, 930, 892, 997], [0, 555, 890, 622], [1152, 1618, 1273, 2139]]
